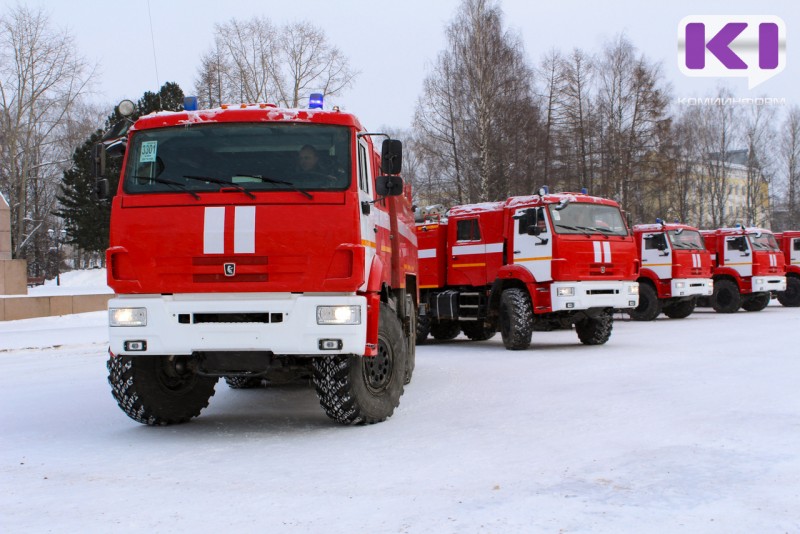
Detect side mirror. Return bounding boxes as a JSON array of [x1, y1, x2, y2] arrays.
[[381, 139, 402, 175], [92, 143, 106, 179], [376, 175, 404, 197], [93, 179, 110, 200], [526, 226, 542, 236]]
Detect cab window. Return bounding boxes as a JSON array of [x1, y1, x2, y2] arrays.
[[456, 219, 481, 241]]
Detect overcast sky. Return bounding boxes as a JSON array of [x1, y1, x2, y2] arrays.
[[5, 0, 799, 130]]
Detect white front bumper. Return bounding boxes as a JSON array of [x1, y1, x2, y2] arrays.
[[752, 276, 786, 293], [671, 278, 714, 297], [108, 293, 367, 356], [550, 281, 639, 312]]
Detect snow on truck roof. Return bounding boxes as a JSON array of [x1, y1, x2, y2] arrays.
[[634, 223, 700, 233], [447, 193, 620, 217], [131, 104, 365, 131]]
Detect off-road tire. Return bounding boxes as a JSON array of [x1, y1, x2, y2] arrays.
[[711, 279, 741, 313], [312, 303, 407, 425], [430, 321, 460, 341], [777, 276, 800, 307], [416, 313, 431, 344], [741, 292, 770, 312], [107, 354, 217, 426], [663, 298, 696, 319], [629, 282, 662, 321], [224, 376, 263, 389], [461, 322, 497, 341], [499, 288, 533, 350], [575, 310, 613, 345]]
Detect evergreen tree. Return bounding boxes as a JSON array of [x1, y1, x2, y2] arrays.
[[56, 82, 185, 255]]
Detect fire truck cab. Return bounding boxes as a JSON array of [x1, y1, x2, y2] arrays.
[[775, 231, 800, 307], [630, 221, 713, 321], [700, 226, 786, 313], [416, 190, 640, 350], [96, 97, 418, 426]]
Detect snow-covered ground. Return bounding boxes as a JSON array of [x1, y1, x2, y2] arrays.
[[25, 268, 112, 297], [1, 302, 799, 533]]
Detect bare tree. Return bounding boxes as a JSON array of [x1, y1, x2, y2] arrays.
[[414, 0, 539, 204], [741, 104, 776, 227], [777, 106, 800, 229], [195, 17, 357, 109], [0, 5, 93, 261], [536, 49, 564, 187], [559, 48, 596, 192]]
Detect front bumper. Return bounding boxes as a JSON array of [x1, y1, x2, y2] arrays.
[[550, 281, 639, 312], [671, 278, 713, 297], [751, 276, 786, 293], [108, 293, 367, 356]]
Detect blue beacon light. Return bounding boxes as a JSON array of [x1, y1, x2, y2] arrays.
[[309, 93, 324, 109]]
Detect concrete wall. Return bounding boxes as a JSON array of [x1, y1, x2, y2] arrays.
[[0, 294, 113, 321], [1, 259, 28, 295]]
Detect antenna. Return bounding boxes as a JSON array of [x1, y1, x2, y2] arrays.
[[147, 0, 163, 109]]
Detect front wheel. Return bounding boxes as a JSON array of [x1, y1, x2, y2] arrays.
[[777, 276, 800, 307], [107, 354, 217, 426], [312, 302, 407, 425], [461, 321, 497, 341], [575, 310, 613, 345], [499, 288, 533, 350], [628, 282, 661, 321], [430, 321, 460, 341], [711, 279, 741, 313], [663, 298, 696, 319], [741, 292, 770, 312]]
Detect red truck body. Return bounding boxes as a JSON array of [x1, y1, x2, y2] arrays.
[[775, 231, 800, 306], [700, 227, 786, 312], [416, 192, 640, 349], [102, 101, 417, 425], [630, 222, 713, 320]]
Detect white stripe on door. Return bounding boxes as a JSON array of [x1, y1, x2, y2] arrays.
[[204, 207, 225, 254]]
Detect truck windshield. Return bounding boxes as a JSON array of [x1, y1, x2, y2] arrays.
[[748, 232, 780, 251], [548, 203, 628, 236], [123, 123, 352, 195], [668, 229, 705, 250]]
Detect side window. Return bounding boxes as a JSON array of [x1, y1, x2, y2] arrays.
[[357, 142, 370, 194], [456, 219, 481, 241], [517, 208, 547, 234], [645, 233, 667, 250], [727, 237, 746, 251], [793, 238, 800, 252]]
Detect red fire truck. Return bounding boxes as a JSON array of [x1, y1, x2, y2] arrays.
[[415, 190, 640, 350], [700, 226, 786, 313], [775, 231, 800, 307], [629, 221, 713, 321], [95, 96, 418, 426]]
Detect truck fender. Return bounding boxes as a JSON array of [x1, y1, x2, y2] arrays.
[[712, 267, 744, 287], [362, 255, 386, 357]]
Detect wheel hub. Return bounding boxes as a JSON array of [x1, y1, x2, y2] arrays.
[[364, 338, 393, 394]]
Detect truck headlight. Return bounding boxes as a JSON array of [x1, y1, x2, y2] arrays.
[[317, 305, 361, 325], [675, 281, 685, 289], [753, 278, 764, 286], [629, 284, 639, 295], [109, 308, 147, 327], [556, 287, 575, 297]]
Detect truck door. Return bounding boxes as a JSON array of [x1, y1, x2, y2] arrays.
[[357, 138, 376, 289], [792, 238, 800, 268], [640, 232, 672, 279], [724, 235, 753, 277], [512, 207, 552, 282], [448, 217, 487, 286]]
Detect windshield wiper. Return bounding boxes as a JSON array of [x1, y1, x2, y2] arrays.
[[184, 175, 256, 199], [234, 174, 314, 200], [131, 175, 200, 199]]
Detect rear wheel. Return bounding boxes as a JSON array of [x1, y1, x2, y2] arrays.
[[416, 313, 431, 344], [575, 310, 613, 345], [663, 298, 696, 319], [107, 354, 217, 426], [711, 279, 741, 313], [461, 321, 497, 341], [777, 276, 800, 307], [312, 302, 406, 425], [224, 376, 263, 389], [628, 282, 661, 321], [499, 288, 533, 350], [741, 292, 770, 312], [430, 320, 460, 340]]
